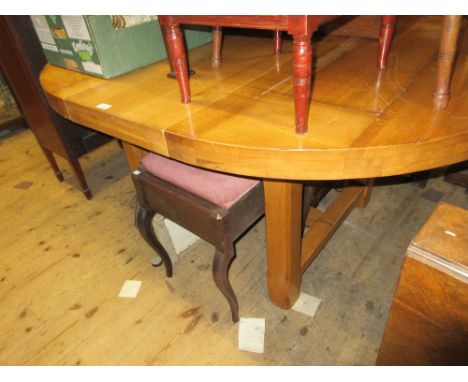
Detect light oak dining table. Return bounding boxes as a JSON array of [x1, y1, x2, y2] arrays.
[[40, 20, 468, 309]]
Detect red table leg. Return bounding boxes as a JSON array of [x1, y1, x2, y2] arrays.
[[378, 15, 396, 70], [162, 23, 191, 103], [292, 33, 313, 135], [212, 26, 223, 68], [274, 30, 283, 55]]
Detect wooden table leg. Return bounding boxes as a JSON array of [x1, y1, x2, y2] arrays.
[[263, 179, 303, 309], [292, 33, 313, 135], [433, 15, 462, 110], [122, 141, 148, 171]]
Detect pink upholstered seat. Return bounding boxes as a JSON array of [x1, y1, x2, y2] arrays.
[[141, 153, 260, 209]]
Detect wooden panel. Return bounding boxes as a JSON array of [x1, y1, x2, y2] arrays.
[[161, 15, 290, 30], [319, 16, 382, 39], [411, 203, 467, 270], [377, 203, 468, 365]]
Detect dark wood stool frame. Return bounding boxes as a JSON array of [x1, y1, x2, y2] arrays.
[[131, 168, 265, 322]]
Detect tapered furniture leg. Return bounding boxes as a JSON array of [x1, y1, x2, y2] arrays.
[[40, 146, 64, 182], [68, 157, 92, 200], [162, 23, 191, 103], [212, 26, 223, 68], [433, 15, 462, 110], [135, 200, 173, 277], [377, 16, 396, 70], [292, 33, 313, 135], [213, 243, 239, 322], [274, 30, 283, 55], [264, 179, 302, 309]]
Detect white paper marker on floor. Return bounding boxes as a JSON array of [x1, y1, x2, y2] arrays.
[[118, 280, 142, 298], [238, 318, 266, 354], [291, 292, 321, 317]]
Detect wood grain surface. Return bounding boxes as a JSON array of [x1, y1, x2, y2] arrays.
[[377, 203, 468, 365], [40, 18, 468, 181]]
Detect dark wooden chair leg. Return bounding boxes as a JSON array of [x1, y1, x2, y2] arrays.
[[302, 183, 334, 233], [212, 26, 223, 68], [378, 15, 396, 70], [40, 146, 64, 182], [135, 200, 173, 277], [68, 157, 92, 200], [292, 33, 313, 135], [213, 242, 239, 322], [433, 15, 463, 110], [162, 22, 191, 103], [274, 30, 283, 55]]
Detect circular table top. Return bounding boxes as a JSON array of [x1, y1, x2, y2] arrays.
[[40, 25, 468, 180]]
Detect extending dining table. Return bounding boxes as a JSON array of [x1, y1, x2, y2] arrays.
[[40, 19, 468, 310]]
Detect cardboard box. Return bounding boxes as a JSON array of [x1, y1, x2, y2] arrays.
[[30, 15, 212, 78]]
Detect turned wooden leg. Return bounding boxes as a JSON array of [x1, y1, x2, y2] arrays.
[[211, 26, 223, 69], [263, 179, 302, 309], [378, 16, 396, 70], [433, 15, 463, 110], [160, 23, 196, 79], [213, 242, 239, 322], [162, 23, 191, 103], [292, 33, 313, 135], [40, 146, 64, 182], [68, 157, 92, 200], [274, 30, 283, 55], [135, 200, 173, 277]]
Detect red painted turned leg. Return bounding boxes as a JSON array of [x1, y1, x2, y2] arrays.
[[274, 30, 283, 55], [292, 34, 312, 135], [212, 26, 223, 68], [433, 15, 462, 110], [378, 15, 396, 70], [162, 23, 191, 103]]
